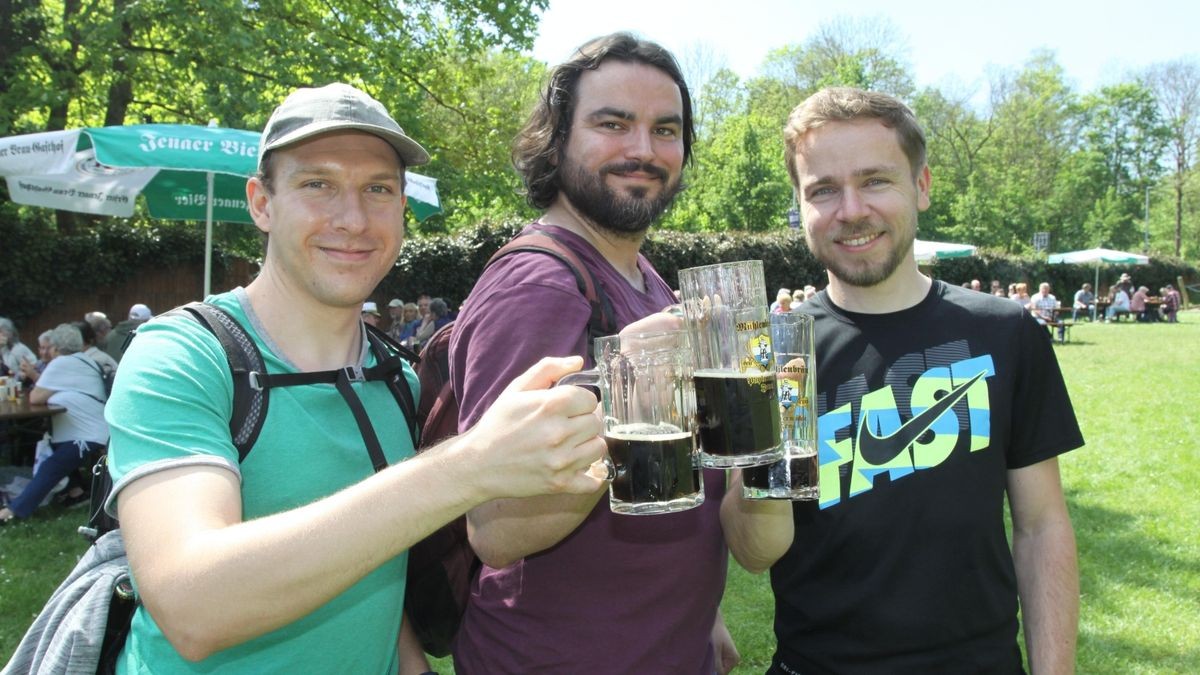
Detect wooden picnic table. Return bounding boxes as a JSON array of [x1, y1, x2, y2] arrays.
[[0, 397, 65, 421], [1, 397, 64, 465]]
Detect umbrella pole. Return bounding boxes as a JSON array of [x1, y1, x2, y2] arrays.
[[204, 171, 215, 298]]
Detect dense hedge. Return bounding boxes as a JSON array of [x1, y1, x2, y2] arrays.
[[380, 222, 1198, 306], [3, 207, 1196, 323], [0, 208, 240, 323], [378, 221, 832, 305]]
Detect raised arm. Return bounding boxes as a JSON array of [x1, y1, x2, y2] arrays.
[[119, 356, 605, 661], [719, 470, 795, 573]]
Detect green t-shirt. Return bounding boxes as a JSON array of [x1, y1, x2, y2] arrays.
[[105, 289, 418, 674]]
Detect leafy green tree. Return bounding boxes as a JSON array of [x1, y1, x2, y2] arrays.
[[912, 87, 996, 238], [410, 46, 545, 234], [0, 0, 549, 239], [1147, 58, 1200, 256], [963, 52, 1079, 252], [738, 16, 914, 131], [664, 111, 791, 233], [694, 68, 745, 138], [1066, 83, 1168, 251]]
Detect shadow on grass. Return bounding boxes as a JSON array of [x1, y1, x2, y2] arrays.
[[1066, 488, 1200, 671]]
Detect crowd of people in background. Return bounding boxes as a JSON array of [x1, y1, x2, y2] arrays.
[[949, 272, 1185, 326], [1, 312, 123, 525], [2, 289, 453, 526], [362, 293, 456, 349], [769, 285, 818, 313]]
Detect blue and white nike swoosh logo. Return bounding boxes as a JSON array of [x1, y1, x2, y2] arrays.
[[856, 370, 987, 465]]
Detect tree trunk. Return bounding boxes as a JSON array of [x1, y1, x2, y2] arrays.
[[1175, 163, 1184, 258], [103, 0, 134, 127]]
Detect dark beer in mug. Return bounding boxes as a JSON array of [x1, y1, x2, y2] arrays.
[[743, 448, 819, 500], [694, 369, 783, 467], [605, 423, 703, 515]]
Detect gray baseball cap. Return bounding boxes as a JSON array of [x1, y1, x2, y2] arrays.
[[258, 83, 430, 171]]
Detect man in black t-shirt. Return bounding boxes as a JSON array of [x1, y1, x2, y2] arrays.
[[773, 87, 1083, 674]]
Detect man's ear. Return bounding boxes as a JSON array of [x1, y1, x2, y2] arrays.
[[247, 176, 272, 234], [916, 164, 931, 213]]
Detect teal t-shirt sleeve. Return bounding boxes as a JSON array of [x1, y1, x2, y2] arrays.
[[105, 311, 240, 512]]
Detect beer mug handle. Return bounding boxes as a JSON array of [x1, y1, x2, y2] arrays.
[[554, 369, 615, 482], [556, 369, 601, 388]]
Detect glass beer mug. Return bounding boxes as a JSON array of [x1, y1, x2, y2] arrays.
[[743, 312, 819, 500], [558, 330, 703, 515], [677, 260, 784, 468]]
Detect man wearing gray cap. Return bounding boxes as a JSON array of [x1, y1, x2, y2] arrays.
[[104, 83, 607, 673], [103, 303, 153, 363]]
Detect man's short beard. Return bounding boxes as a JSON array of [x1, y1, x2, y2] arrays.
[[809, 229, 914, 288], [558, 157, 681, 236]]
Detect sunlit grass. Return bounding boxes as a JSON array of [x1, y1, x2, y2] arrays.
[[4, 312, 1199, 673]]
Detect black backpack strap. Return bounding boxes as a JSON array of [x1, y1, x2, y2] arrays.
[[333, 367, 390, 473], [177, 304, 417, 469], [486, 226, 619, 344], [170, 302, 267, 463], [364, 324, 420, 448]]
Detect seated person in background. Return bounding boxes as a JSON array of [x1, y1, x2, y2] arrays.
[[413, 297, 454, 347], [0, 317, 37, 381], [385, 299, 406, 342], [105, 303, 153, 364], [1028, 282, 1059, 325], [360, 301, 382, 327], [84, 311, 113, 350], [409, 300, 439, 349], [0, 324, 108, 524], [1131, 286, 1153, 322], [792, 288, 805, 306], [773, 289, 794, 314], [1010, 282, 1031, 307], [76, 320, 118, 375], [1029, 282, 1065, 341], [770, 287, 792, 313], [397, 302, 422, 346], [1117, 272, 1133, 298], [1105, 285, 1131, 322], [18, 331, 53, 387], [1072, 283, 1096, 321], [803, 285, 817, 301]]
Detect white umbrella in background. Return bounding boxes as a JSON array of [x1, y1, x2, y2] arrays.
[[913, 239, 977, 263], [1047, 247, 1150, 293]]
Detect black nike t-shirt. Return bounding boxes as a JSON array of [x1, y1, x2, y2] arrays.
[[769, 281, 1083, 674]]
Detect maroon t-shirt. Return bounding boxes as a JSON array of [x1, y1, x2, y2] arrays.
[[450, 225, 727, 674]]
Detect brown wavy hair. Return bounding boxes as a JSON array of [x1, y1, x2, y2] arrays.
[[513, 32, 695, 209]]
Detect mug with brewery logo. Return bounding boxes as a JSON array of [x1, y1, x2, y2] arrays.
[[558, 330, 703, 515], [677, 260, 783, 468], [743, 312, 819, 500]]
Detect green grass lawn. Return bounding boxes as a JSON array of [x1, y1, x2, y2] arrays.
[[3, 311, 1199, 673]]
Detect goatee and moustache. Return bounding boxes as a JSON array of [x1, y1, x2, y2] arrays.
[[558, 157, 682, 236], [808, 224, 915, 288]]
